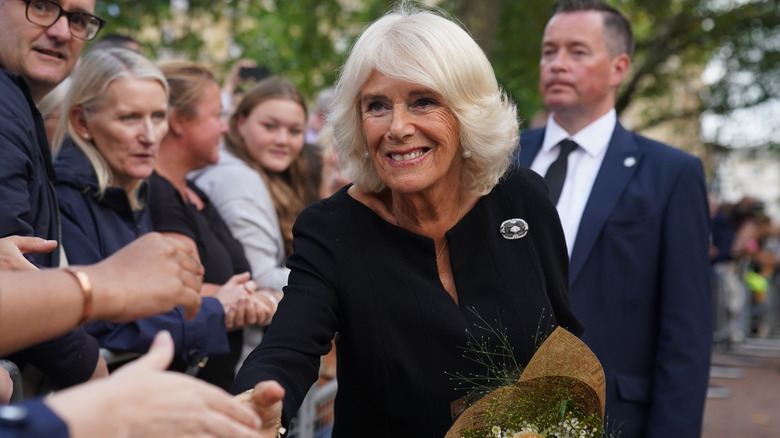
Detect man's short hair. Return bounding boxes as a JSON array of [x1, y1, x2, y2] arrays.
[[88, 33, 140, 53], [552, 0, 634, 58]]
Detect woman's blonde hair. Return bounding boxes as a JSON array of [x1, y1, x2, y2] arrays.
[[329, 3, 519, 195], [38, 76, 72, 121], [54, 48, 169, 210], [224, 76, 311, 256], [157, 59, 217, 121]]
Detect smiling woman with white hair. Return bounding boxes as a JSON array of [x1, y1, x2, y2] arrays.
[[234, 4, 582, 437]]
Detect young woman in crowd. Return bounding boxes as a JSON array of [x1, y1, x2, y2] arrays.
[[193, 76, 315, 287]]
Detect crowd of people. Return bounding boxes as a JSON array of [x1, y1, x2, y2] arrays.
[[710, 196, 780, 345], [0, 0, 773, 437]]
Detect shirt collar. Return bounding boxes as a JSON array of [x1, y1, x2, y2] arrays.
[[541, 109, 617, 157]]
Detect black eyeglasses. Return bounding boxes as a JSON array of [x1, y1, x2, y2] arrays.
[[21, 0, 106, 41]]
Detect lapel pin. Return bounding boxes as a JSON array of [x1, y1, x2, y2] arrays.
[[623, 156, 637, 168], [500, 218, 529, 240]]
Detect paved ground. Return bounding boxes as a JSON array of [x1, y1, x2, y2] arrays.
[[702, 338, 780, 438]]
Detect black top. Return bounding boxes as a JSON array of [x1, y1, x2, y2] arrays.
[[148, 172, 250, 284], [233, 166, 582, 437], [148, 172, 251, 389]]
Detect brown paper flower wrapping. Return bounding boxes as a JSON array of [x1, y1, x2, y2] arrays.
[[445, 327, 605, 438]]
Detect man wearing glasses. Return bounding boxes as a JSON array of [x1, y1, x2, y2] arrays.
[[0, 0, 107, 405]]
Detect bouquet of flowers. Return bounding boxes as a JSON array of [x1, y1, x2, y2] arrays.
[[445, 327, 607, 438]]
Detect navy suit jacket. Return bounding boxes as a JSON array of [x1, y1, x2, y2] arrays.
[[519, 123, 712, 437]]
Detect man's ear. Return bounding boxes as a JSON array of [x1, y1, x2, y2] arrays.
[[610, 53, 631, 89]]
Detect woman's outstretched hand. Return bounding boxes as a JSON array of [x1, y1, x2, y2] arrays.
[[236, 380, 286, 437]]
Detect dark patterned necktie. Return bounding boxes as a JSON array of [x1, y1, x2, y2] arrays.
[[544, 139, 578, 205]]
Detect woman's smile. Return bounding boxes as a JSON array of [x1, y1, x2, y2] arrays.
[[387, 147, 430, 164]]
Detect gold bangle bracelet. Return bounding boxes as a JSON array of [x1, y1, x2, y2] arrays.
[[64, 268, 93, 325]]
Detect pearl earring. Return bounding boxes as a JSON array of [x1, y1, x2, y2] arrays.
[[463, 150, 472, 159], [82, 133, 90, 140]]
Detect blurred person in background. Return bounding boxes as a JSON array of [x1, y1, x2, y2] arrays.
[[192, 77, 319, 362], [305, 86, 335, 144], [87, 32, 140, 53], [150, 59, 280, 390]]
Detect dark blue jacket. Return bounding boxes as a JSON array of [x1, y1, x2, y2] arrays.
[[0, 70, 60, 267], [0, 400, 68, 438], [54, 141, 229, 365], [0, 69, 100, 388], [519, 124, 712, 438]]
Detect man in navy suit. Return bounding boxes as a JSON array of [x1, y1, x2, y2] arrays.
[[518, 1, 712, 436]]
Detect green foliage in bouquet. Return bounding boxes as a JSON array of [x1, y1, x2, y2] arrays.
[[446, 312, 531, 404], [456, 378, 604, 438]]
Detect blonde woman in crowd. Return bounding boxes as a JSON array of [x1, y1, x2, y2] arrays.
[[53, 48, 265, 376]]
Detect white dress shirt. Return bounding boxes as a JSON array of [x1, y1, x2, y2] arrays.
[[529, 110, 616, 256]]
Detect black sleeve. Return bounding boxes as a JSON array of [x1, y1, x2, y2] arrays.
[[189, 181, 252, 277], [147, 172, 197, 242], [232, 200, 337, 425], [5, 328, 101, 388]]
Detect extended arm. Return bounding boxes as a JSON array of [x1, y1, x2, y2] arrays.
[[0, 233, 203, 356]]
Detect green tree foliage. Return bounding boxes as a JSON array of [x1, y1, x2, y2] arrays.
[[94, 0, 779, 147], [93, 0, 392, 99]]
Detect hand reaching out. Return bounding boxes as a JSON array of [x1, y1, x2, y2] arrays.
[[0, 233, 205, 356], [0, 235, 57, 271], [236, 380, 286, 438], [46, 331, 263, 438], [80, 232, 204, 323]]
